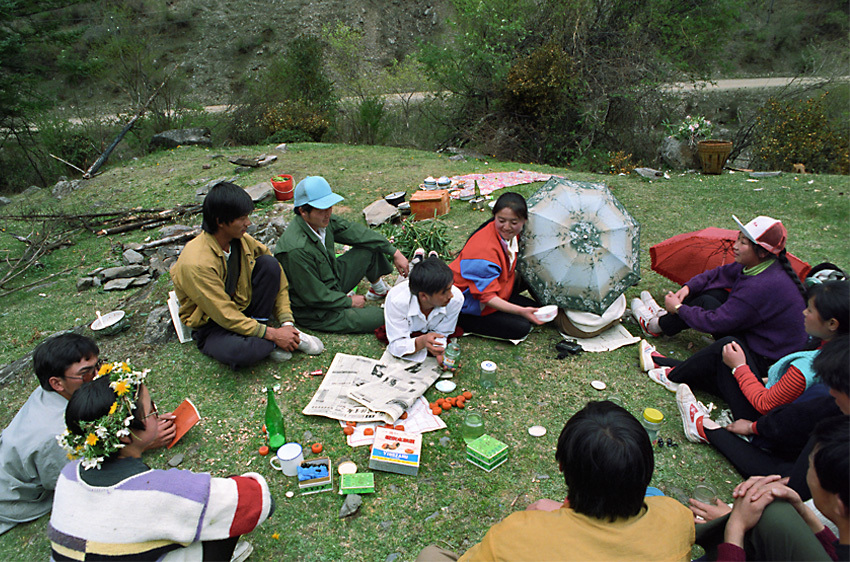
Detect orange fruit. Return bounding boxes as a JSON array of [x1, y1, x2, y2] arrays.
[[311, 443, 323, 454], [258, 445, 270, 456], [463, 391, 473, 399], [431, 407, 442, 415], [343, 426, 354, 435], [364, 428, 374, 436]]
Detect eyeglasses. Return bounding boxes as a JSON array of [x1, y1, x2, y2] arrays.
[[143, 401, 159, 420], [63, 359, 103, 382]]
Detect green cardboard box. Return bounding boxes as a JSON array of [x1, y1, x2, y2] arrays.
[[339, 473, 375, 495], [466, 434, 508, 472]]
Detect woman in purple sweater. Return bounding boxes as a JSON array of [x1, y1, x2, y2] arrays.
[[638, 215, 808, 370]]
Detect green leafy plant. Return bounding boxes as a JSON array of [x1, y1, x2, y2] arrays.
[[378, 217, 453, 259], [752, 93, 849, 175]]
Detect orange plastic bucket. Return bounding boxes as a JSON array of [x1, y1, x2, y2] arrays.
[[271, 174, 294, 201]]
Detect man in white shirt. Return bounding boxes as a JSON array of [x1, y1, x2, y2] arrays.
[[384, 257, 463, 365]]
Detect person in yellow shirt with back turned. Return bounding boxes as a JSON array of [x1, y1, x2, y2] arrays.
[[417, 401, 695, 561]]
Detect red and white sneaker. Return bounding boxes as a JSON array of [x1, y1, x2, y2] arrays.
[[365, 287, 388, 301], [676, 384, 709, 443], [640, 290, 664, 317], [648, 367, 679, 393], [639, 339, 656, 371], [631, 299, 661, 337]]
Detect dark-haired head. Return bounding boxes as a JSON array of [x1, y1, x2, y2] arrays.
[[810, 416, 849, 510], [807, 280, 850, 337], [814, 334, 849, 410], [491, 192, 528, 221], [65, 377, 145, 458], [409, 257, 453, 296], [201, 182, 254, 234], [555, 401, 654, 521], [33, 333, 99, 391], [294, 203, 315, 217]]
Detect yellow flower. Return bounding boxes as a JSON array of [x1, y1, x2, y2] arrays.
[[109, 402, 118, 415], [112, 380, 131, 396], [120, 362, 131, 373], [272, 533, 280, 540], [85, 433, 98, 446], [98, 363, 112, 376]]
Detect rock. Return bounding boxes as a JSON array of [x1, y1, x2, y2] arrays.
[[144, 305, 176, 345], [302, 431, 313, 442], [244, 182, 274, 203], [150, 128, 212, 149], [159, 224, 196, 238], [167, 453, 184, 467], [130, 274, 153, 286], [103, 277, 136, 291], [448, 154, 466, 162], [634, 167, 668, 179], [339, 494, 362, 518], [22, 186, 42, 196], [148, 254, 169, 276], [228, 155, 272, 168], [660, 136, 700, 170], [99, 265, 148, 281], [424, 511, 440, 522], [385, 554, 400, 562], [202, 163, 211, 170], [439, 436, 451, 447], [52, 179, 83, 199], [233, 166, 252, 174], [76, 277, 96, 291], [122, 249, 145, 265], [275, 143, 288, 153], [534, 474, 550, 480], [195, 177, 230, 201], [0, 196, 11, 206], [363, 199, 399, 227], [379, 521, 392, 530]]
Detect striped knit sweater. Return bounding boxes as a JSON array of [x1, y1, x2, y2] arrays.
[[48, 458, 272, 561]]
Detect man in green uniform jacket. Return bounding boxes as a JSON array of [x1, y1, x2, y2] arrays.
[[275, 176, 409, 333]]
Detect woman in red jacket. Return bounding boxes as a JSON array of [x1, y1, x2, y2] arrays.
[[450, 192, 544, 341]]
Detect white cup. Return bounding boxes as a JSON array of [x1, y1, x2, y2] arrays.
[[534, 305, 558, 323], [269, 442, 303, 476]]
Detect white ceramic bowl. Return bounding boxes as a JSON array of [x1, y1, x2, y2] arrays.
[[91, 310, 127, 335], [534, 305, 558, 323]]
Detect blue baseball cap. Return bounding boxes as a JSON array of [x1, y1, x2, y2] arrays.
[[293, 176, 344, 209]]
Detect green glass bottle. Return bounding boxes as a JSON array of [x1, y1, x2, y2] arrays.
[[265, 388, 286, 451]]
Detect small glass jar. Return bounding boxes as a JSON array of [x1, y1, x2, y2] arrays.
[[480, 360, 497, 389], [443, 340, 460, 371], [640, 408, 664, 443], [462, 412, 485, 443]]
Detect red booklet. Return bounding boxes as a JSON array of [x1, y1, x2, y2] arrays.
[[168, 398, 201, 449]]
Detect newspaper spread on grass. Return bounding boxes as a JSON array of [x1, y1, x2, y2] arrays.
[[302, 351, 442, 423]]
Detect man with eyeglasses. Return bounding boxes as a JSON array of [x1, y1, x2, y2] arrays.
[[0, 334, 176, 535]]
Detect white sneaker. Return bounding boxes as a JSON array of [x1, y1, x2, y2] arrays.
[[297, 331, 324, 355], [366, 278, 389, 301], [631, 299, 660, 337], [428, 250, 439, 258], [639, 339, 656, 371], [648, 367, 679, 392], [269, 348, 292, 363], [231, 539, 253, 562], [640, 290, 664, 317], [676, 384, 709, 443], [410, 248, 425, 268]]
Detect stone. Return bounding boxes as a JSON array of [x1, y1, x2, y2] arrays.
[[195, 177, 230, 201], [130, 274, 153, 286], [202, 163, 211, 170], [339, 494, 362, 518], [51, 179, 83, 199], [233, 166, 251, 174], [122, 249, 145, 265], [275, 143, 288, 153], [302, 431, 313, 442], [363, 199, 399, 227], [149, 128, 212, 149], [143, 305, 176, 345], [244, 182, 274, 203], [424, 511, 440, 522], [438, 436, 451, 447], [634, 167, 668, 179], [76, 277, 96, 291], [448, 154, 466, 162], [167, 453, 184, 467], [103, 278, 136, 291], [660, 136, 700, 170], [385, 554, 400, 562], [22, 186, 43, 196], [148, 254, 169, 276], [379, 521, 392, 530], [99, 265, 148, 281], [0, 196, 11, 206], [159, 224, 196, 238], [228, 156, 265, 167]]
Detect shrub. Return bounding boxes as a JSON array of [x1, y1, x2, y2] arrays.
[[752, 93, 849, 174]]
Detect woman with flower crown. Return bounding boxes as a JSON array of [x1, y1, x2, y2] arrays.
[[47, 362, 273, 561]]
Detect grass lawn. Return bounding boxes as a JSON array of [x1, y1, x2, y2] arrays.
[[0, 143, 848, 560]]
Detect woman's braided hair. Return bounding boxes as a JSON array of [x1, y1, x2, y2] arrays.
[[775, 249, 807, 299]]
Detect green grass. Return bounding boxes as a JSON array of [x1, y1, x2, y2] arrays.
[[0, 144, 848, 560]]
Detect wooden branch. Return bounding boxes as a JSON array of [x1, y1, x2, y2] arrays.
[[134, 228, 200, 251], [0, 265, 75, 298], [49, 153, 86, 174]]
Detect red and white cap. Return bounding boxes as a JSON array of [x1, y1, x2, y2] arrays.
[[732, 215, 787, 255]]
